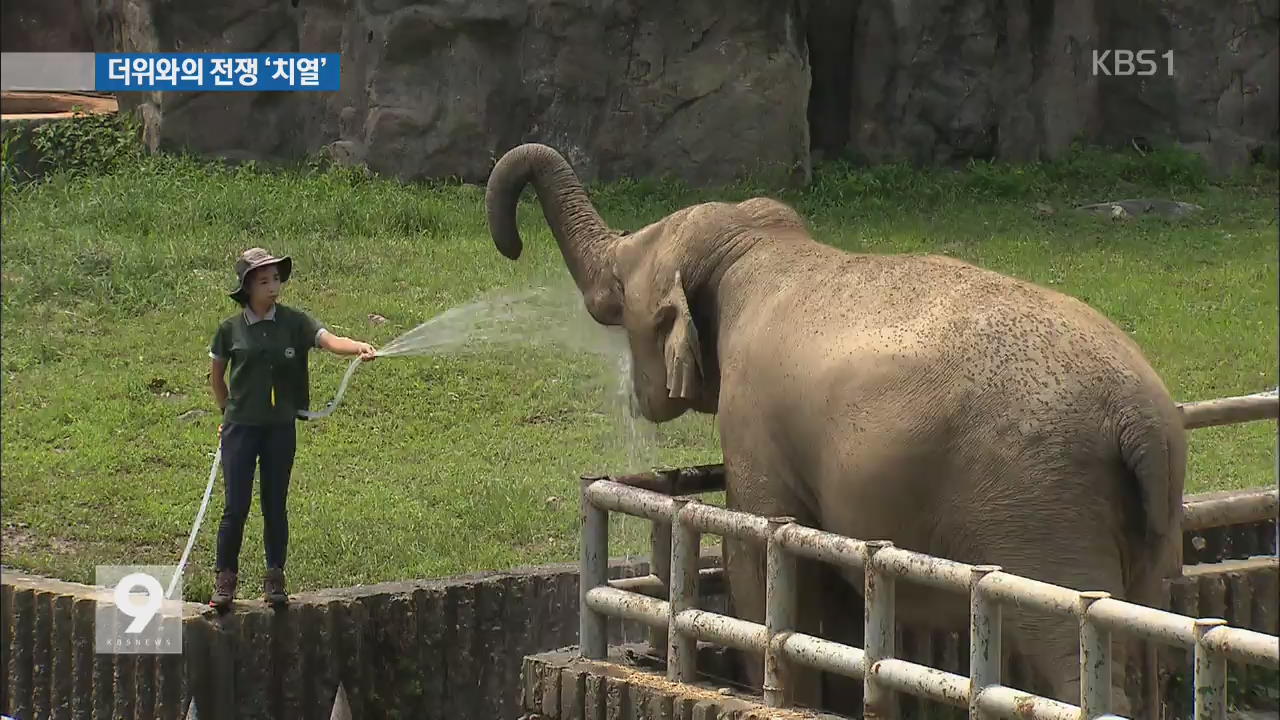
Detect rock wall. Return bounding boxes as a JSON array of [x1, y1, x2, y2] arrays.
[[4, 0, 1275, 183], [806, 0, 1278, 176], [81, 0, 812, 187], [0, 0, 94, 54]]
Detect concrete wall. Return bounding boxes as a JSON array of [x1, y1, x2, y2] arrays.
[[0, 554, 715, 720]]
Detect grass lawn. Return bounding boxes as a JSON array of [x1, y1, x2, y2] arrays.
[[1, 148, 1276, 602]]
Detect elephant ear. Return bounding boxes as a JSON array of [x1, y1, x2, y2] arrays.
[[658, 270, 703, 400]]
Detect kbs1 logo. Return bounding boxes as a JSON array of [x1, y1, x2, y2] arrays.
[[1091, 49, 1174, 77]]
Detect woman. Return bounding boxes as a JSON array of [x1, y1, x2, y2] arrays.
[[207, 248, 376, 609]]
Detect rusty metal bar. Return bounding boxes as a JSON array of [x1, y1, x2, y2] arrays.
[[969, 566, 1003, 720], [673, 609, 768, 653], [1193, 618, 1228, 720], [1182, 488, 1279, 531], [579, 476, 609, 660], [607, 567, 724, 598], [874, 546, 972, 592], [764, 517, 797, 708], [1088, 598, 1196, 648], [1197, 624, 1280, 667], [773, 522, 867, 569], [608, 464, 727, 496], [979, 571, 1080, 617], [583, 587, 668, 629], [777, 632, 867, 680], [574, 475, 1280, 720], [648, 518, 672, 657], [667, 498, 699, 683], [584, 480, 676, 522], [972, 685, 1082, 720], [1078, 591, 1112, 718], [680, 502, 772, 543], [867, 658, 969, 709], [864, 540, 897, 720], [1179, 391, 1278, 428]]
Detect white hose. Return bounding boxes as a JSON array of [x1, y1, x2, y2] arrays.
[[296, 357, 365, 420], [168, 445, 220, 599]]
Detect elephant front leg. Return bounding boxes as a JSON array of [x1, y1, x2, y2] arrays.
[[721, 537, 826, 709]]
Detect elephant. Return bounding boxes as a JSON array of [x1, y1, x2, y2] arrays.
[[483, 143, 1186, 716]]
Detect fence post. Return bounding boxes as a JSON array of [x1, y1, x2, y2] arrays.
[[1078, 591, 1112, 719], [648, 518, 672, 658], [667, 497, 699, 683], [579, 475, 609, 660], [863, 540, 897, 720], [1193, 618, 1228, 720], [969, 565, 1003, 720], [764, 516, 797, 709]]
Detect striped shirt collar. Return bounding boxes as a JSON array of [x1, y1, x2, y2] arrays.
[[243, 304, 277, 325]]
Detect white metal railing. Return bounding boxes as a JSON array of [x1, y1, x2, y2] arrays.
[[576, 477, 1280, 720]]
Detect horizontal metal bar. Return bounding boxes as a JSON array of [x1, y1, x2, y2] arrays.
[[977, 571, 1080, 616], [874, 546, 972, 592], [776, 631, 867, 680], [584, 587, 669, 629], [680, 503, 772, 543], [609, 464, 727, 496], [608, 567, 726, 598], [773, 523, 866, 569], [1179, 391, 1278, 429], [1087, 597, 1195, 648], [673, 609, 768, 653], [1182, 488, 1278, 531], [1199, 625, 1280, 667], [973, 684, 1082, 720], [868, 658, 969, 709], [585, 480, 676, 522]]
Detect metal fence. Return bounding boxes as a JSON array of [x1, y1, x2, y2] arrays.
[[575, 391, 1280, 720]]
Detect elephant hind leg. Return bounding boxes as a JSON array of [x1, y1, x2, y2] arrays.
[[1006, 604, 1136, 716]]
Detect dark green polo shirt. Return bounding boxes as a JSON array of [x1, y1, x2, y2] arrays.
[[210, 304, 325, 425]]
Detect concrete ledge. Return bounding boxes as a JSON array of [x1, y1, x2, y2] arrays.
[[520, 645, 849, 720], [1, 554, 711, 720]]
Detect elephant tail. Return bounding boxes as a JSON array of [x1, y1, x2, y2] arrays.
[[1115, 395, 1186, 720], [1115, 393, 1187, 586]]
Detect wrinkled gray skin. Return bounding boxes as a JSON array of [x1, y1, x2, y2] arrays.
[[485, 144, 1186, 714]]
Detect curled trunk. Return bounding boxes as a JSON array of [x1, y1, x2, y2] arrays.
[[485, 143, 622, 325]]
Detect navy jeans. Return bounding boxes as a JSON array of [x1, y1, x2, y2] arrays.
[[215, 421, 296, 573]]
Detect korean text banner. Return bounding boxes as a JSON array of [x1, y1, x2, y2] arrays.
[[94, 53, 340, 92]]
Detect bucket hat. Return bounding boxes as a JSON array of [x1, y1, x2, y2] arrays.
[[229, 247, 292, 303]]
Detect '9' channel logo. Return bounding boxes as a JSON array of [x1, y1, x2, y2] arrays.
[[95, 565, 184, 654]]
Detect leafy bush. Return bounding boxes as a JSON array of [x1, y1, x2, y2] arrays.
[[28, 108, 143, 178]]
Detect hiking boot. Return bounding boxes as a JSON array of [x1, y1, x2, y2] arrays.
[[263, 567, 288, 607], [209, 570, 237, 610]]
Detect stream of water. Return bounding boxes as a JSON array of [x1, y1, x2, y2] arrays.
[[371, 281, 661, 644]]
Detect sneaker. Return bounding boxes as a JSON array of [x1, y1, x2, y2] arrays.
[[209, 569, 237, 610], [263, 567, 288, 607]]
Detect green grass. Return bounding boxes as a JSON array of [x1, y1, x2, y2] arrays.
[[2, 148, 1276, 602]]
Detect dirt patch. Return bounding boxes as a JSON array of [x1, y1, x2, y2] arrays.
[[2, 523, 81, 556]]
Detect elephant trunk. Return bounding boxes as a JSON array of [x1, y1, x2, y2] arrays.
[[485, 143, 622, 325]]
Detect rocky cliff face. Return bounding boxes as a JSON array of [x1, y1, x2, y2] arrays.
[[806, 0, 1278, 176], [52, 0, 1280, 183], [82, 0, 811, 187]]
